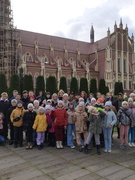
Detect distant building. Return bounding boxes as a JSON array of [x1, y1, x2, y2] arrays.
[[17, 19, 134, 93]]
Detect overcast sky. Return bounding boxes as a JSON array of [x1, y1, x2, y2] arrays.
[[11, 0, 135, 42]]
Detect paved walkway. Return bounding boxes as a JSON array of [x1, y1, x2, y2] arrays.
[[0, 134, 135, 180]]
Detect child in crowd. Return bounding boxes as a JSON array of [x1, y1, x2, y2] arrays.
[[23, 103, 37, 149], [45, 105, 55, 147], [7, 99, 17, 145], [84, 106, 106, 155], [86, 93, 95, 104], [67, 102, 76, 148], [0, 113, 5, 143], [117, 101, 132, 150], [33, 107, 48, 150], [45, 92, 51, 101], [63, 93, 69, 111], [80, 91, 87, 103], [28, 91, 35, 103], [58, 89, 64, 100], [54, 100, 68, 149], [33, 99, 41, 146], [128, 98, 135, 147], [90, 98, 96, 106], [74, 102, 88, 152], [44, 99, 53, 142], [102, 101, 117, 153], [21, 90, 29, 110], [33, 100, 40, 114], [51, 93, 58, 108], [10, 100, 25, 148], [95, 98, 104, 109], [44, 99, 53, 112]]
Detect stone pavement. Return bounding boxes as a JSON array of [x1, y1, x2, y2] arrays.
[[0, 134, 135, 180]]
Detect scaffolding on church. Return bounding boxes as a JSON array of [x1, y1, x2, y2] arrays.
[[0, 0, 18, 82]]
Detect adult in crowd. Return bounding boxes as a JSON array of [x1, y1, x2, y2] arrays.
[[21, 90, 30, 109], [0, 92, 10, 140], [113, 92, 124, 139]]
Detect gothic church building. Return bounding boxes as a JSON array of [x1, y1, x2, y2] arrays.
[[17, 19, 134, 93]]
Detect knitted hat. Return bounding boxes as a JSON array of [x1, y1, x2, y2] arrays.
[[91, 98, 96, 102], [33, 100, 39, 105], [58, 100, 64, 105], [122, 101, 128, 106], [97, 98, 104, 104], [27, 103, 34, 109], [79, 97, 84, 102], [128, 98, 133, 102], [47, 99, 52, 103], [78, 101, 85, 107], [129, 93, 135, 97], [63, 93, 68, 97], [11, 99, 17, 104], [17, 100, 23, 105], [45, 105, 51, 110], [39, 107, 45, 111], [105, 101, 112, 107]]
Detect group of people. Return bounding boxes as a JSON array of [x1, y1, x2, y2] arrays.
[[0, 89, 135, 155]]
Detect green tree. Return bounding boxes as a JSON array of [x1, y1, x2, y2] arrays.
[[70, 77, 78, 94], [114, 82, 123, 95], [35, 75, 45, 96], [8, 74, 20, 97], [23, 74, 34, 92], [46, 76, 57, 95], [18, 67, 24, 95], [119, 82, 124, 94], [98, 79, 106, 95], [59, 76, 67, 93], [114, 82, 119, 95], [79, 77, 88, 95], [0, 73, 8, 95], [90, 78, 97, 96], [106, 86, 109, 94]]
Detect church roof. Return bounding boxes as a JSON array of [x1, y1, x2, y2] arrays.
[[18, 29, 90, 54]]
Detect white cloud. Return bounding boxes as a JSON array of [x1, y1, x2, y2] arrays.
[[11, 0, 135, 42]]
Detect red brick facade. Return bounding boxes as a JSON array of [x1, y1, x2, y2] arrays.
[[17, 20, 134, 93]]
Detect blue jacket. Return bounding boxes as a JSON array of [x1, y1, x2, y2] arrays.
[[102, 109, 117, 128]]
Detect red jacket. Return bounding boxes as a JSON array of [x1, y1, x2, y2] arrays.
[[54, 108, 68, 126]]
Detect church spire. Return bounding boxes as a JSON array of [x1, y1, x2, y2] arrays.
[[119, 18, 123, 29], [114, 21, 117, 32], [107, 27, 110, 37], [90, 24, 94, 43], [125, 24, 128, 33]]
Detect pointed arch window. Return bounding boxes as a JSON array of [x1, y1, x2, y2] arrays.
[[123, 58, 126, 73], [24, 52, 33, 62], [118, 58, 121, 73], [42, 54, 49, 64]]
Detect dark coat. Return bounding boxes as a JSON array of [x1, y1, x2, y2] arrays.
[[88, 110, 106, 134], [6, 106, 16, 124], [23, 111, 37, 129], [0, 100, 10, 122]]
